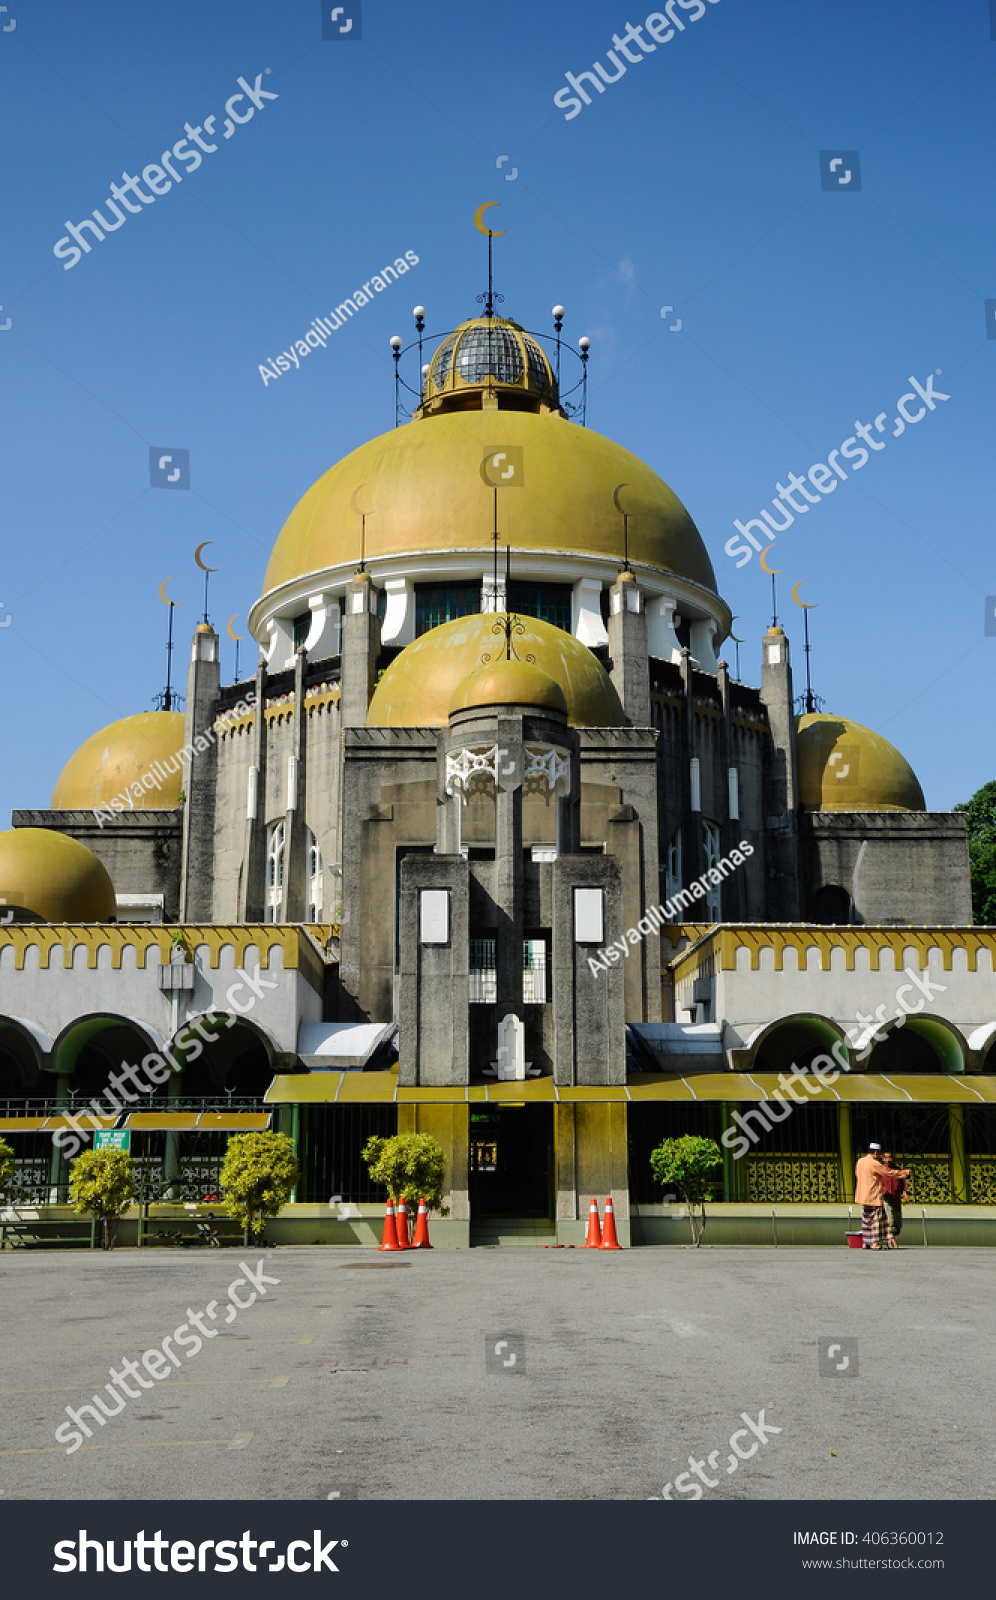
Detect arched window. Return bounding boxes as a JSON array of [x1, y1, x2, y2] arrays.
[[702, 820, 722, 921], [307, 828, 324, 923], [266, 821, 286, 923], [810, 885, 852, 925], [665, 828, 683, 904]]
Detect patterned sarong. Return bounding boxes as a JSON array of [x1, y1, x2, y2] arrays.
[[883, 1199, 902, 1242], [861, 1205, 887, 1248]]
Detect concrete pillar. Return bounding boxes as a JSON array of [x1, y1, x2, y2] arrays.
[[398, 854, 470, 1086], [839, 1104, 854, 1202], [340, 571, 381, 729], [552, 856, 626, 1086], [607, 572, 650, 727], [282, 648, 308, 922], [949, 1104, 968, 1202], [239, 658, 268, 922], [759, 624, 803, 919], [398, 1102, 469, 1222], [494, 716, 524, 1023], [179, 624, 221, 921]]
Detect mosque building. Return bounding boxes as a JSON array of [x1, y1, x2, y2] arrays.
[[2, 285, 995, 1245]]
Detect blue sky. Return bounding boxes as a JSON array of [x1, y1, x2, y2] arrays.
[[1, 0, 993, 819]]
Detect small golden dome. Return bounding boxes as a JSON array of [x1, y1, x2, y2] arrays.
[[0, 828, 116, 923], [450, 658, 568, 717], [368, 613, 624, 728], [797, 713, 925, 812], [51, 711, 186, 811], [422, 317, 558, 414]]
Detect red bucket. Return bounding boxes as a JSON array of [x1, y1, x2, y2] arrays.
[[845, 1232, 864, 1249]]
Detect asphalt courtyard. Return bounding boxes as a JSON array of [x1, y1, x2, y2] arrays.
[[0, 1245, 992, 1501]]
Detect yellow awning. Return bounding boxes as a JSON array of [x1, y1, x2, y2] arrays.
[[43, 1114, 119, 1131], [263, 1071, 996, 1107], [124, 1112, 199, 1131], [194, 1112, 272, 1131], [625, 1072, 996, 1104]]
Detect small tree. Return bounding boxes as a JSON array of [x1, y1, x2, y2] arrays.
[[220, 1131, 299, 1243], [69, 1147, 135, 1250], [362, 1132, 448, 1230], [650, 1134, 723, 1248], [0, 1135, 14, 1201]]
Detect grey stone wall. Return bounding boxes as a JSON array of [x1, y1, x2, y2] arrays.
[[803, 811, 973, 925]]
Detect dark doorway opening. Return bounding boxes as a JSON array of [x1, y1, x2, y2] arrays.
[[469, 1106, 553, 1222]]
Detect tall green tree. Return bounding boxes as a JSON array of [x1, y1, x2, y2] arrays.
[[954, 780, 996, 924], [650, 1134, 723, 1248], [69, 1147, 135, 1250], [219, 1131, 299, 1242]]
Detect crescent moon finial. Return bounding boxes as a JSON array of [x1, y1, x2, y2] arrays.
[[159, 577, 184, 605], [350, 483, 369, 517], [759, 547, 783, 576], [227, 614, 244, 641], [194, 542, 218, 573], [473, 201, 506, 237], [791, 579, 818, 609], [612, 482, 629, 514]]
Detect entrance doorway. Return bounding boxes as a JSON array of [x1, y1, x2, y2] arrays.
[[469, 1106, 554, 1245]]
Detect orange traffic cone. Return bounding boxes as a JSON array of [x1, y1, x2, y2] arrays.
[[599, 1195, 622, 1250], [411, 1197, 433, 1249], [378, 1198, 401, 1251], [584, 1197, 602, 1248], [395, 1195, 411, 1250]]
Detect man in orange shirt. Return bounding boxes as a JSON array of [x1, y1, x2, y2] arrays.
[[854, 1142, 911, 1250]]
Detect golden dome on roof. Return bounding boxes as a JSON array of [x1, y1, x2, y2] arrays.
[[51, 711, 185, 811], [0, 828, 116, 923], [421, 317, 558, 413], [368, 613, 624, 729], [450, 657, 568, 718], [797, 713, 925, 812], [261, 408, 718, 599]]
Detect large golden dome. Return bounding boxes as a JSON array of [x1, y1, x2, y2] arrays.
[[0, 828, 116, 923], [368, 614, 624, 728], [52, 711, 185, 811], [262, 408, 717, 598], [797, 714, 925, 812]]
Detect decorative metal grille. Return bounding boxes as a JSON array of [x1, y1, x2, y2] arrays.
[[969, 1157, 996, 1205], [746, 1154, 840, 1204]]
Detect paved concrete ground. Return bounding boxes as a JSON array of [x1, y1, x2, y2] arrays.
[[0, 1246, 992, 1501]]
